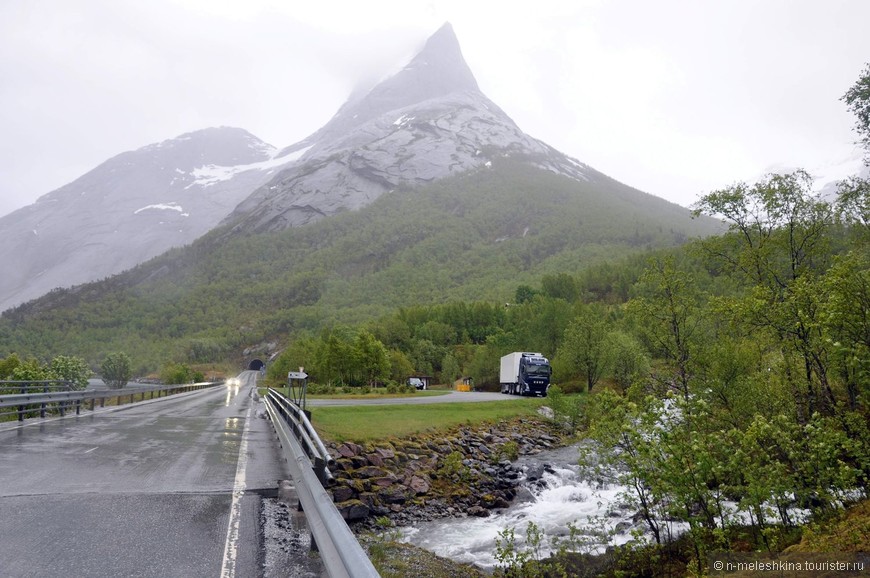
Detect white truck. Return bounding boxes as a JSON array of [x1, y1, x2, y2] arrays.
[[499, 352, 551, 397]]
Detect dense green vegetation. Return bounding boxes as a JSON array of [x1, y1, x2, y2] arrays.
[[0, 158, 719, 374], [485, 66, 870, 576], [0, 352, 91, 389]]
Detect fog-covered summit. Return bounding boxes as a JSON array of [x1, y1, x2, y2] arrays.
[[279, 22, 481, 156], [223, 23, 595, 233]]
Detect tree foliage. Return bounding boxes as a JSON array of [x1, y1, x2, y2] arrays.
[[842, 62, 870, 153], [101, 352, 132, 389], [49, 355, 91, 389], [160, 362, 200, 385], [0, 160, 720, 373], [0, 353, 90, 389], [556, 303, 610, 392]]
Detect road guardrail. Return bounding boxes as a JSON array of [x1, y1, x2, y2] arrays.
[[0, 381, 221, 422], [264, 388, 380, 578]]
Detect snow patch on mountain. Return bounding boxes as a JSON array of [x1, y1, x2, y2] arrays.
[[0, 126, 282, 312], [134, 203, 189, 216], [186, 145, 314, 188]]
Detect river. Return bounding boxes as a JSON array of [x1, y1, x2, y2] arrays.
[[400, 439, 820, 572], [400, 443, 643, 570]]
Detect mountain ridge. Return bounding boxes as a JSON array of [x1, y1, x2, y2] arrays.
[[0, 126, 295, 312], [2, 21, 709, 315]]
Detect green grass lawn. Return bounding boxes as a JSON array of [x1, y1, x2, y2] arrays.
[[263, 387, 450, 400], [308, 398, 546, 442]]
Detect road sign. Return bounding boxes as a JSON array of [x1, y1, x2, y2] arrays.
[[287, 371, 308, 380]]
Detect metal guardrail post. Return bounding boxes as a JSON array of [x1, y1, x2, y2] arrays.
[[17, 384, 24, 421]]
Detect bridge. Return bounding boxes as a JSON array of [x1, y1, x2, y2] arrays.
[[0, 371, 378, 578]]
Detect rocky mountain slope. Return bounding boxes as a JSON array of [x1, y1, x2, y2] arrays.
[[0, 127, 303, 312], [1, 22, 708, 313], [221, 23, 594, 233]]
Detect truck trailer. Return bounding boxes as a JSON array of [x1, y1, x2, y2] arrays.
[[499, 352, 551, 397]]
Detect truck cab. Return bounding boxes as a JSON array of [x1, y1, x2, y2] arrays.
[[500, 352, 551, 397]]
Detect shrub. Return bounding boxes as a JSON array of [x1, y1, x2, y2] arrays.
[[101, 352, 132, 389], [495, 440, 520, 462], [308, 382, 337, 395], [160, 362, 194, 385], [439, 451, 468, 480]]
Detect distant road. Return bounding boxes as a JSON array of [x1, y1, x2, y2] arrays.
[[0, 371, 292, 578], [307, 390, 514, 407]]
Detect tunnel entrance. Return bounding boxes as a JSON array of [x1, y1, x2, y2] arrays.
[[248, 359, 265, 371]]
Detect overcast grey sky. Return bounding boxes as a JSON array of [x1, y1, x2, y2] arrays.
[[1, 0, 869, 219]]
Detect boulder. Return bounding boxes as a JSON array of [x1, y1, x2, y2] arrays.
[[375, 447, 396, 460], [336, 499, 370, 521], [331, 485, 356, 503], [378, 484, 410, 504], [336, 443, 359, 458], [372, 475, 398, 488], [354, 465, 390, 479], [365, 453, 385, 467], [408, 475, 431, 495]]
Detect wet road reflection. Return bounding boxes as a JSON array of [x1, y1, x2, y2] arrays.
[[0, 371, 279, 577]]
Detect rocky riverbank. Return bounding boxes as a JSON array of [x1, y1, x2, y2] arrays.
[[324, 416, 569, 529]]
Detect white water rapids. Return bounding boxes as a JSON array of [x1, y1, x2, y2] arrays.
[[400, 442, 819, 571], [400, 444, 644, 570]]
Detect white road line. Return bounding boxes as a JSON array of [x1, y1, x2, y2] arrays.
[[220, 391, 253, 578]]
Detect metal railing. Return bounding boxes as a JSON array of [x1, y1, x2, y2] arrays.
[[264, 388, 380, 578], [266, 388, 334, 485], [0, 380, 221, 422]]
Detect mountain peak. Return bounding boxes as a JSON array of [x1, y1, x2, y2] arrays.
[[402, 22, 480, 95], [288, 22, 480, 150], [231, 22, 596, 233], [358, 21, 479, 113]]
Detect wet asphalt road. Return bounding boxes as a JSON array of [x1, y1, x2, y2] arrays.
[[0, 371, 291, 578]]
